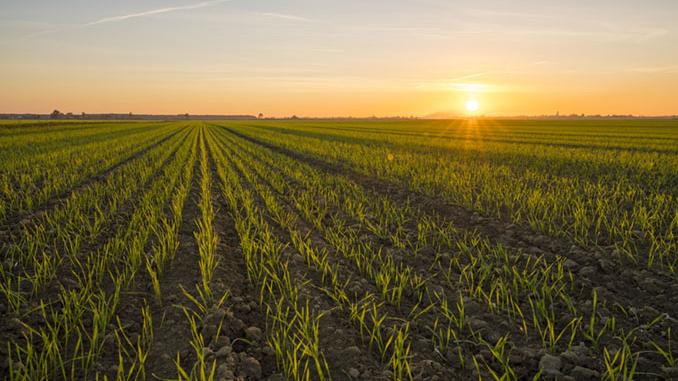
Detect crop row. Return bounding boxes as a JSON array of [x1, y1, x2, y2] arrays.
[[228, 122, 677, 275], [0, 122, 178, 223], [3, 125, 197, 380], [2, 121, 676, 380], [205, 123, 677, 380]]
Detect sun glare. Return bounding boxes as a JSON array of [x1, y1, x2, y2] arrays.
[[465, 99, 480, 113]]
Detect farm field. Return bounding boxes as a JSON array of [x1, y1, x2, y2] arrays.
[[0, 119, 677, 381]]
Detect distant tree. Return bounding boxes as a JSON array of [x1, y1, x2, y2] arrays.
[[258, 113, 264, 119], [50, 110, 62, 119], [291, 115, 299, 120]]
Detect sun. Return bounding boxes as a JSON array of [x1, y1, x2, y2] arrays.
[[465, 99, 480, 113]]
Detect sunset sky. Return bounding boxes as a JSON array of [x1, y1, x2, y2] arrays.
[[1, 0, 677, 117]]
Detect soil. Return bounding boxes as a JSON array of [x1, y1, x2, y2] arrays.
[[2, 124, 676, 381], [219, 125, 678, 381]]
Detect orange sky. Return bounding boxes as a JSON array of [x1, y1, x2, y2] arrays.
[[1, 1, 677, 117]]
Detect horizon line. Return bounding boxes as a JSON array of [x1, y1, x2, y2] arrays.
[[1, 112, 677, 120]]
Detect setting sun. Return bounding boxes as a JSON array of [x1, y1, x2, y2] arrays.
[[465, 99, 480, 113]]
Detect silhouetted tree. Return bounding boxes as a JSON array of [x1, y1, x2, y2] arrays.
[[50, 110, 62, 119], [258, 113, 264, 119]]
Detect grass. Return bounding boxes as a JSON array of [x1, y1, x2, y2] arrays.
[[0, 119, 676, 380]]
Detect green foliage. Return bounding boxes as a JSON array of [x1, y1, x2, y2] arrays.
[[2, 119, 676, 380]]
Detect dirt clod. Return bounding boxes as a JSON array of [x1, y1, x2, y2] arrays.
[[341, 346, 361, 358], [570, 365, 600, 380], [216, 345, 233, 358], [539, 353, 562, 374], [348, 367, 360, 378], [239, 356, 262, 379], [245, 326, 262, 341]]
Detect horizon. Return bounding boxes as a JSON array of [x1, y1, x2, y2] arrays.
[[1, 1, 677, 116], [2, 111, 678, 119]]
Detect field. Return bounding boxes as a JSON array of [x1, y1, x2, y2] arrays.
[[0, 119, 677, 381]]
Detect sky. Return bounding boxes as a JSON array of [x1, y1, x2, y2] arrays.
[[1, 0, 677, 117]]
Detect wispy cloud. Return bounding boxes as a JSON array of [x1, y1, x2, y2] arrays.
[[465, 8, 556, 20], [418, 82, 507, 93], [85, 0, 230, 26], [257, 12, 312, 22], [449, 72, 487, 82], [3, 0, 230, 44], [312, 48, 344, 53], [626, 65, 678, 73], [413, 71, 536, 93], [347, 26, 441, 33]]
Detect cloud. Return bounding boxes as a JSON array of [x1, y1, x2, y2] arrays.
[[85, 0, 231, 26], [312, 48, 344, 53], [465, 8, 556, 20], [415, 72, 529, 93], [626, 65, 678, 73], [1, 0, 231, 44], [449, 72, 487, 81], [257, 12, 312, 22]]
